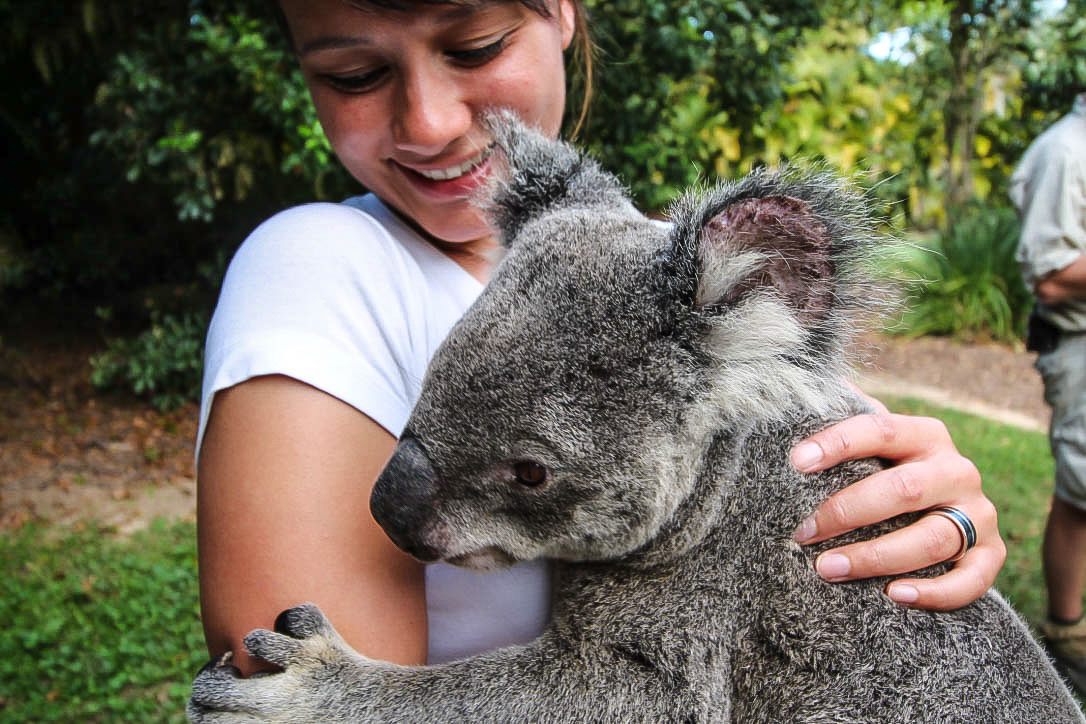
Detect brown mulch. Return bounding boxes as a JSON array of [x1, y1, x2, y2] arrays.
[[853, 332, 1049, 431], [0, 331, 1049, 533], [0, 338, 198, 533]]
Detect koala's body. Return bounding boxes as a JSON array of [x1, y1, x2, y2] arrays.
[[189, 115, 1082, 723]]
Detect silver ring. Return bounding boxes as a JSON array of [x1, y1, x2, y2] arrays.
[[926, 506, 978, 561]]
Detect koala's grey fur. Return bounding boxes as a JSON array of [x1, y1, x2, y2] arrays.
[[189, 113, 1083, 722]]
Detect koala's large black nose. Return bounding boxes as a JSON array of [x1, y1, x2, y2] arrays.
[[371, 437, 442, 562]]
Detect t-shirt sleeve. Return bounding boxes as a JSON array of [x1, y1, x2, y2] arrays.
[[197, 202, 427, 456], [1016, 148, 1086, 288]]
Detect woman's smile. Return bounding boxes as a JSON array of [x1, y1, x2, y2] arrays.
[[408, 143, 494, 181], [393, 144, 496, 201]]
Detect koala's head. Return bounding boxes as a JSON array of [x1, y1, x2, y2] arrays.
[[371, 112, 878, 570]]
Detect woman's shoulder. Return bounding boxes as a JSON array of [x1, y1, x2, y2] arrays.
[[236, 198, 412, 273], [214, 199, 439, 351], [202, 199, 439, 446]]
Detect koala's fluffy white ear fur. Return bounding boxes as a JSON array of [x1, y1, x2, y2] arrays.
[[694, 195, 835, 327], [665, 168, 881, 355], [661, 169, 884, 424], [480, 110, 631, 247]]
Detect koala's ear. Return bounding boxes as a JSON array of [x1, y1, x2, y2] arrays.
[[698, 194, 834, 326], [481, 109, 629, 246], [665, 170, 866, 328]]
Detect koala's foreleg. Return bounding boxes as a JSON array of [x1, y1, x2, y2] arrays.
[[188, 603, 673, 723]]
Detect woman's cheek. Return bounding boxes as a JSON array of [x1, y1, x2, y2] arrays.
[[488, 77, 565, 137]]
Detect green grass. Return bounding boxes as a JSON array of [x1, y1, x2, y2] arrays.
[[0, 399, 1058, 720], [0, 519, 203, 722]]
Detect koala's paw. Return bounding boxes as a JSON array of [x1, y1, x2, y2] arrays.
[[187, 604, 371, 723]]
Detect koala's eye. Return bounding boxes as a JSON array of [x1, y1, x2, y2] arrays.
[[512, 460, 548, 488]]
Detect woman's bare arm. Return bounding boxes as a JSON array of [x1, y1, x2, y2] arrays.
[[197, 374, 427, 674]]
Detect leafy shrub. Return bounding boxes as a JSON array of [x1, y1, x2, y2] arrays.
[[0, 520, 203, 722], [91, 311, 208, 411], [578, 0, 823, 208], [2, 2, 354, 316], [90, 10, 354, 225], [887, 203, 1032, 342]]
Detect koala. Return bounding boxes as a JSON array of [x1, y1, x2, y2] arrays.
[[189, 114, 1083, 722]]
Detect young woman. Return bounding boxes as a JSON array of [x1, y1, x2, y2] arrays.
[[197, 0, 1005, 675]]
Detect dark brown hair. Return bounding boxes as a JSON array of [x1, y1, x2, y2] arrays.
[[272, 1, 594, 136]]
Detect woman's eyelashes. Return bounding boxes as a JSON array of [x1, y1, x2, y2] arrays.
[[324, 67, 389, 93], [320, 31, 515, 94], [447, 33, 511, 66]]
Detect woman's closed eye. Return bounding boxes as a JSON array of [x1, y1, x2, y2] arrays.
[[447, 33, 511, 67], [322, 67, 389, 94], [319, 33, 510, 94]]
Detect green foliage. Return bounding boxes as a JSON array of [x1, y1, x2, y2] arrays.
[[580, 0, 823, 208], [0, 519, 203, 722], [748, 18, 923, 225], [1, 1, 352, 316], [1021, 0, 1086, 119], [90, 10, 351, 224], [834, 0, 1039, 214], [787, 1, 1079, 227], [921, 0, 1035, 206], [91, 311, 208, 411], [887, 204, 1032, 342]]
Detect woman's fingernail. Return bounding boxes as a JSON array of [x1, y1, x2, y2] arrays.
[[793, 515, 817, 543], [887, 584, 919, 604], [791, 442, 823, 471], [816, 553, 851, 580]]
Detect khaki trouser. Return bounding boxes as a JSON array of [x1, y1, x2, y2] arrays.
[[1037, 332, 1086, 510]]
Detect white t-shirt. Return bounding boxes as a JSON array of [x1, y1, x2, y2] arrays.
[[198, 193, 551, 664]]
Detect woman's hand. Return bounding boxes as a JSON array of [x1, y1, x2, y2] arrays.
[[790, 395, 1005, 612]]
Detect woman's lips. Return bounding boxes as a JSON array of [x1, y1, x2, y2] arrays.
[[396, 146, 495, 199], [414, 145, 494, 180]]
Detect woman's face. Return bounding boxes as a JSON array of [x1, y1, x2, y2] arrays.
[[281, 0, 576, 245]]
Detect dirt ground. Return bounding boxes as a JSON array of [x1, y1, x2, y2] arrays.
[[853, 332, 1049, 433], [0, 332, 1049, 534], [0, 338, 198, 533]]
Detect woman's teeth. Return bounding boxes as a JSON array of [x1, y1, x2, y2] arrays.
[[415, 147, 492, 181]]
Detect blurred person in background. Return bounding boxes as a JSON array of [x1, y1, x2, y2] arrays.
[[1011, 89, 1086, 693]]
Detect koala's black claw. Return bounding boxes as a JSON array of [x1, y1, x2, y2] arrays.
[[275, 603, 327, 639], [273, 607, 295, 636]]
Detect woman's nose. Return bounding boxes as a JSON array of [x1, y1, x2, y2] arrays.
[[392, 66, 473, 156]]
